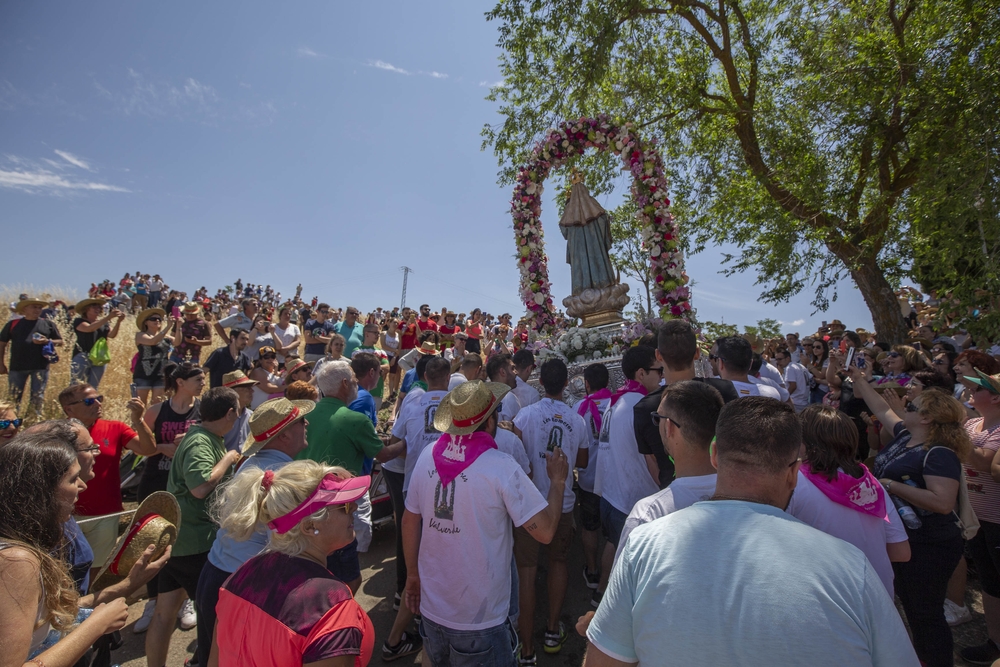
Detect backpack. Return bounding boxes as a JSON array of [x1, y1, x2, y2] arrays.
[[925, 446, 980, 540], [88, 337, 111, 367]]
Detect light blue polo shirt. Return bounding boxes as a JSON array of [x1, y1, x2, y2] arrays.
[[207, 448, 293, 574], [334, 321, 365, 358]]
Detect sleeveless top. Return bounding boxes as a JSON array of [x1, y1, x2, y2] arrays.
[[140, 397, 201, 492], [134, 339, 171, 383], [382, 333, 399, 358], [0, 541, 50, 652], [467, 322, 483, 340]]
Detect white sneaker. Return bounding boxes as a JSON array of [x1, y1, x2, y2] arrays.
[[944, 599, 972, 626], [178, 598, 197, 630], [133, 598, 157, 634]]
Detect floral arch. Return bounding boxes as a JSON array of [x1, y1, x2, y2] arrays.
[[510, 116, 691, 331]]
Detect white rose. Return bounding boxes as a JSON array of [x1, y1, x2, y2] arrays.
[[534, 293, 545, 305]]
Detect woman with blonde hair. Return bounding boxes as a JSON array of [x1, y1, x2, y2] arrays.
[[877, 344, 928, 387], [0, 433, 129, 666], [208, 460, 374, 667], [0, 399, 22, 443], [787, 404, 910, 596], [312, 334, 346, 379], [851, 366, 970, 667]]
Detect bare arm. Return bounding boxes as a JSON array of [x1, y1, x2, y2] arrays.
[[375, 440, 406, 463], [847, 367, 903, 434], [886, 540, 911, 563], [883, 474, 960, 515], [190, 450, 242, 499], [523, 448, 569, 544], [79, 544, 171, 607], [582, 644, 635, 667], [212, 322, 230, 346], [75, 312, 117, 333], [126, 398, 158, 457], [402, 510, 423, 614], [249, 367, 283, 394]]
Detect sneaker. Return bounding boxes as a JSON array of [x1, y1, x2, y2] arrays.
[[583, 567, 600, 590], [542, 622, 568, 654], [591, 589, 603, 608], [178, 598, 197, 631], [393, 592, 401, 611], [518, 654, 537, 666], [133, 598, 157, 634], [960, 639, 1000, 665], [382, 630, 422, 662], [944, 598, 972, 626]]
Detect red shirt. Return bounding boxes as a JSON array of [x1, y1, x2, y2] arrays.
[[399, 323, 418, 350], [417, 318, 438, 334], [76, 419, 138, 516]]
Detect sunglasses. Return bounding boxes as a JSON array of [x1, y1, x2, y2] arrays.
[[331, 503, 353, 516], [650, 411, 681, 429], [261, 354, 277, 360], [147, 316, 163, 322], [68, 396, 103, 407], [885, 352, 901, 358], [643, 366, 664, 376], [905, 402, 920, 413], [0, 418, 22, 429]]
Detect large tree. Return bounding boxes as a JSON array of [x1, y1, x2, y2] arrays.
[[484, 0, 1000, 342]]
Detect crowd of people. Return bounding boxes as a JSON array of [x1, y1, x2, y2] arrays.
[[1, 273, 1000, 667]]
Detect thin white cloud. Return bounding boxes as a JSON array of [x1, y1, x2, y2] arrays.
[[479, 80, 504, 88], [424, 71, 448, 79], [780, 319, 806, 327], [298, 47, 326, 59], [239, 82, 252, 89], [53, 150, 93, 171], [0, 160, 128, 195], [368, 60, 410, 75]]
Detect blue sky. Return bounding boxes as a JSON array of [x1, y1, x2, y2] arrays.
[[0, 1, 874, 335]]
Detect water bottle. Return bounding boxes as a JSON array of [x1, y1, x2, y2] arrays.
[[902, 476, 932, 516], [891, 493, 922, 530]]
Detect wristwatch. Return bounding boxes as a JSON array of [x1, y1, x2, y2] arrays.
[[883, 480, 893, 493]]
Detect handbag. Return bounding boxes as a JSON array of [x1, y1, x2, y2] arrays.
[[88, 337, 111, 367], [925, 446, 980, 540]]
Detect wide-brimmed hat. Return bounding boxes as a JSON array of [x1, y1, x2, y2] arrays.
[[222, 370, 258, 389], [434, 380, 510, 436], [136, 308, 167, 330], [284, 357, 315, 376], [182, 301, 202, 314], [91, 491, 180, 591], [15, 297, 50, 314], [416, 341, 440, 356], [742, 332, 764, 354], [242, 396, 316, 457], [965, 369, 1000, 395], [73, 297, 107, 315]]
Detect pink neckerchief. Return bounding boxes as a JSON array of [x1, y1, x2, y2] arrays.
[[610, 380, 647, 407], [577, 388, 613, 433], [800, 462, 887, 520], [433, 431, 498, 486]]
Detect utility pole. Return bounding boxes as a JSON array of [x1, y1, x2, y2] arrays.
[[400, 266, 413, 311]]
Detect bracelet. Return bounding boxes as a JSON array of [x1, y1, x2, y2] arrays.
[[884, 480, 892, 493]]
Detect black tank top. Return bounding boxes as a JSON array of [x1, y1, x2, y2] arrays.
[[139, 397, 201, 492], [133, 340, 171, 383]]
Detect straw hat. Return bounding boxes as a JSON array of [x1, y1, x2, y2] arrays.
[[284, 357, 315, 376], [91, 491, 180, 591], [222, 369, 258, 389], [15, 297, 50, 314], [73, 297, 107, 315], [433, 380, 510, 436], [742, 332, 764, 354], [182, 301, 202, 314], [416, 341, 440, 356], [136, 307, 166, 330], [241, 396, 316, 457]]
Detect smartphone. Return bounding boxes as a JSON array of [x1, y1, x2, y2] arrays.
[[844, 347, 855, 370], [839, 339, 848, 354], [130, 383, 138, 399]]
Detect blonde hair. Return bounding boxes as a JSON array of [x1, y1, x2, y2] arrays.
[[0, 400, 16, 417], [211, 460, 352, 557], [914, 388, 972, 460], [892, 345, 929, 374]]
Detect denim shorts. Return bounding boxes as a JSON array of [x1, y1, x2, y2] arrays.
[[132, 377, 165, 390], [600, 496, 628, 547], [419, 616, 518, 667]]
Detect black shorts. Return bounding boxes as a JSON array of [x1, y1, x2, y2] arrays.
[[158, 552, 209, 598], [577, 488, 601, 532], [969, 519, 1000, 597]]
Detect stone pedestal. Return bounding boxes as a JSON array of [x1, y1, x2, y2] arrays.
[[562, 283, 630, 328]]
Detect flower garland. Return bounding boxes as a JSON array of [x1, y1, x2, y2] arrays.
[[510, 115, 691, 331]]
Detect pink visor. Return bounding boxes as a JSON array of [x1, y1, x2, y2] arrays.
[[267, 473, 370, 535]]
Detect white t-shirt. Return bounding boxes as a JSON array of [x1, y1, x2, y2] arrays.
[[572, 395, 612, 493], [495, 426, 531, 475], [731, 379, 781, 400], [615, 474, 717, 564], [513, 376, 540, 408], [594, 392, 659, 515], [758, 361, 783, 388], [750, 375, 788, 401], [589, 502, 918, 666], [499, 390, 521, 423], [391, 390, 448, 491], [782, 362, 811, 407], [448, 373, 468, 391], [787, 471, 907, 597], [272, 323, 300, 363], [513, 397, 589, 513], [405, 446, 547, 631]]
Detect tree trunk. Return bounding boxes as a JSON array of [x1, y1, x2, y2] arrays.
[[848, 255, 909, 345]]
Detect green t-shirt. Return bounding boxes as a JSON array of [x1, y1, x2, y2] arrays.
[[354, 345, 390, 401], [299, 396, 384, 474], [167, 424, 231, 557]]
